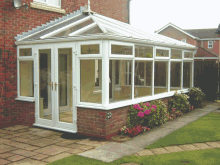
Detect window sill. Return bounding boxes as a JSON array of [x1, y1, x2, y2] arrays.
[[30, 2, 66, 14], [15, 97, 35, 102]]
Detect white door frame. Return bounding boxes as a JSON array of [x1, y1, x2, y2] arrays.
[[34, 43, 77, 133]]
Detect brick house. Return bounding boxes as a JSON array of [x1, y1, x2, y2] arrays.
[[155, 23, 220, 100], [0, 1, 196, 139]]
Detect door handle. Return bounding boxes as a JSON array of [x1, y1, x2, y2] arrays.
[[49, 82, 53, 91], [55, 83, 58, 91]]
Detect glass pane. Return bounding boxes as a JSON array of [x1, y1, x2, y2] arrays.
[[171, 49, 182, 59], [183, 62, 192, 88], [111, 45, 133, 55], [135, 45, 153, 58], [54, 19, 94, 37], [19, 48, 32, 56], [80, 26, 103, 35], [109, 60, 132, 103], [184, 52, 193, 58], [134, 61, 152, 98], [156, 49, 169, 57], [81, 44, 99, 54], [171, 62, 181, 91], [58, 48, 72, 123], [80, 60, 102, 103], [154, 62, 168, 94], [47, 0, 60, 6], [19, 61, 34, 97], [39, 49, 52, 120]]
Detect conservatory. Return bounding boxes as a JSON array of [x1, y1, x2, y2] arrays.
[[15, 6, 196, 139]]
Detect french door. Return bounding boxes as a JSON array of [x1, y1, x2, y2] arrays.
[[34, 44, 77, 132]]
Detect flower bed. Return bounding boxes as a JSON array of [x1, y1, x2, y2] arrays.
[[118, 87, 205, 138]]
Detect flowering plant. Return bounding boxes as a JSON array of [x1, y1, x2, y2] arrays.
[[188, 87, 205, 108], [166, 108, 183, 121], [118, 124, 150, 137]]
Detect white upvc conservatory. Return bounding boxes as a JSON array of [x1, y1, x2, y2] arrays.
[[15, 6, 196, 134]]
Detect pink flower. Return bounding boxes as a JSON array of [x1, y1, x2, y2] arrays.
[[151, 105, 157, 109], [138, 111, 144, 118], [133, 104, 140, 109], [144, 109, 150, 115], [138, 107, 144, 111], [137, 127, 140, 132], [143, 102, 150, 107]]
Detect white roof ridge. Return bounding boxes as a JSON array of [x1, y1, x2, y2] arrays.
[[15, 5, 87, 41]]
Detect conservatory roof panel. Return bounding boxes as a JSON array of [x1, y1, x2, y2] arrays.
[[15, 6, 196, 49]]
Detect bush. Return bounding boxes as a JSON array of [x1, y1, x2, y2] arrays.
[[127, 100, 168, 129], [169, 92, 190, 114], [188, 87, 206, 108]]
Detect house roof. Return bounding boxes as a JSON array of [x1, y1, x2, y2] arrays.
[[184, 29, 219, 39], [155, 22, 220, 40], [15, 8, 196, 50]]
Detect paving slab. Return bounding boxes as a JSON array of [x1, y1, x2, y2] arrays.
[[77, 138, 109, 147], [42, 152, 72, 163], [3, 125, 29, 131], [67, 143, 95, 150], [66, 148, 85, 154], [164, 146, 185, 153], [0, 158, 11, 165], [0, 130, 12, 134], [206, 142, 220, 148], [54, 140, 77, 147], [0, 139, 12, 145], [0, 153, 15, 159], [79, 149, 124, 162], [7, 158, 47, 165], [96, 142, 143, 155], [29, 154, 49, 161], [0, 144, 17, 154], [193, 143, 213, 149], [27, 138, 59, 147], [178, 144, 200, 151], [0, 133, 6, 137], [137, 149, 154, 156], [11, 149, 38, 157], [6, 155, 25, 162], [6, 141, 33, 150], [34, 145, 70, 155], [150, 148, 170, 155]]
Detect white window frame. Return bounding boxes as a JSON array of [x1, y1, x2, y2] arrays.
[[78, 41, 102, 58], [16, 46, 35, 102], [155, 47, 170, 59], [109, 41, 134, 58], [135, 44, 154, 59], [208, 41, 213, 49], [171, 49, 183, 60], [181, 39, 187, 43], [183, 50, 194, 59], [34, 0, 61, 8]]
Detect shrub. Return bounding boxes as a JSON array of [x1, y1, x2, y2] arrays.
[[118, 125, 150, 137], [127, 100, 168, 129], [188, 87, 206, 108], [169, 92, 190, 114], [166, 107, 184, 121]]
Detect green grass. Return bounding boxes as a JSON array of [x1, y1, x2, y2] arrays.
[[146, 112, 220, 149], [47, 148, 220, 165]]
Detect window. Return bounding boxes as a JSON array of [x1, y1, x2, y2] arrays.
[[18, 48, 34, 98], [170, 62, 181, 91], [80, 60, 102, 103], [109, 60, 132, 103], [171, 49, 182, 59], [184, 52, 193, 58], [181, 39, 187, 43], [156, 49, 169, 57], [154, 62, 168, 94], [134, 61, 152, 98], [208, 41, 213, 49], [183, 62, 192, 88], [111, 45, 133, 55], [135, 45, 153, 58], [81, 44, 100, 54], [34, 0, 61, 7]]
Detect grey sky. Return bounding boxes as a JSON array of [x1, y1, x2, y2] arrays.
[[130, 0, 220, 34]]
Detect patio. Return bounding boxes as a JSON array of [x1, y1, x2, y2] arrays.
[[0, 125, 109, 165]]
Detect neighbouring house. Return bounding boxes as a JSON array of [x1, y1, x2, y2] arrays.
[[0, 1, 196, 139], [155, 23, 220, 101]]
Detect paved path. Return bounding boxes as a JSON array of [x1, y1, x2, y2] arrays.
[[79, 102, 220, 162]]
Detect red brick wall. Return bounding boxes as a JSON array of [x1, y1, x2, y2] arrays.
[[159, 26, 198, 46], [77, 97, 172, 140], [0, 0, 129, 128], [202, 40, 219, 56]]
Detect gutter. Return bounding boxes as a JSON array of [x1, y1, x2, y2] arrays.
[[15, 34, 197, 50]]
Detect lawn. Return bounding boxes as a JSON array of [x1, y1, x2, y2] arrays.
[[47, 148, 220, 165], [146, 112, 220, 149]]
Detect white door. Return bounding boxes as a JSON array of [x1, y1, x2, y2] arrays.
[[34, 44, 77, 133]]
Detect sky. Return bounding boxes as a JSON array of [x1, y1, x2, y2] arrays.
[[130, 0, 220, 34]]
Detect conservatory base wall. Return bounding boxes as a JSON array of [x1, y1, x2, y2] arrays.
[[77, 97, 171, 140]]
